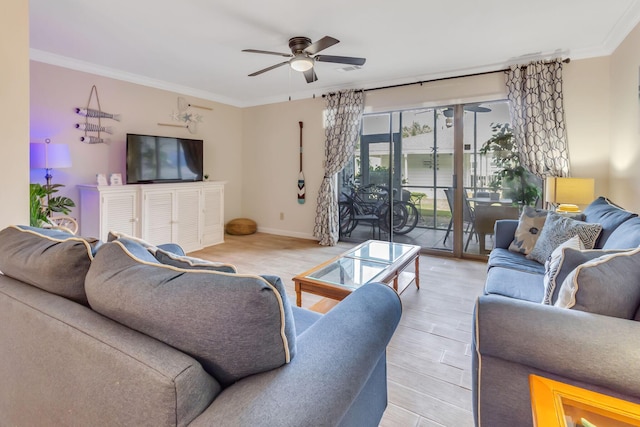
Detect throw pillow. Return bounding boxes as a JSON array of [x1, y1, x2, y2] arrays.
[[154, 248, 237, 273], [0, 225, 99, 305], [543, 247, 629, 305], [542, 235, 584, 304], [508, 206, 548, 255], [107, 230, 158, 253], [527, 212, 602, 264], [85, 239, 296, 386], [555, 247, 640, 319], [583, 197, 638, 248]]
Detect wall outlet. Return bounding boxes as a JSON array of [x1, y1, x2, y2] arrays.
[[280, 212, 284, 220]]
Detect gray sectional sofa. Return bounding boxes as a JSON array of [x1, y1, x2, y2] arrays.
[[0, 225, 402, 426], [472, 197, 640, 426]]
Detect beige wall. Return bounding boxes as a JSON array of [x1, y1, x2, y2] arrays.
[[242, 98, 326, 239], [29, 62, 244, 223], [0, 0, 30, 228], [563, 56, 611, 197], [609, 22, 640, 211]]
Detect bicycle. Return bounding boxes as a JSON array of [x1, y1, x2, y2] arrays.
[[339, 182, 419, 236]]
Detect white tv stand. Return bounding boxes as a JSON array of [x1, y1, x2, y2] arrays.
[[78, 181, 225, 252]]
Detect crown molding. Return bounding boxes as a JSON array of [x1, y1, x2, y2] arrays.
[[29, 49, 244, 108]]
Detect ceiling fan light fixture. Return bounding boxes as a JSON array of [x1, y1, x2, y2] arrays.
[[290, 55, 314, 72]]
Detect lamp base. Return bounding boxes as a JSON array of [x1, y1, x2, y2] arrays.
[[557, 204, 580, 213]]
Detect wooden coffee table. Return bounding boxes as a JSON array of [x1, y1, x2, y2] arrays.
[[293, 240, 420, 309]]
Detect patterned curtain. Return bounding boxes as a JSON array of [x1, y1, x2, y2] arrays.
[[505, 60, 570, 178], [313, 90, 364, 246]]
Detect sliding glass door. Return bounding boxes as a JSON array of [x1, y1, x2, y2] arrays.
[[339, 99, 536, 257]]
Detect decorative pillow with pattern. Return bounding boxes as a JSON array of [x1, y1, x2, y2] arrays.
[[542, 235, 584, 304], [555, 247, 640, 319], [528, 212, 602, 264], [509, 206, 548, 255]]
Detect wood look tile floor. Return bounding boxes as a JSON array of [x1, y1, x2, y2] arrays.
[[190, 233, 487, 427]]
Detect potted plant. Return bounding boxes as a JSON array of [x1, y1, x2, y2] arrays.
[[30, 183, 75, 227], [480, 123, 541, 207], [487, 176, 501, 201]]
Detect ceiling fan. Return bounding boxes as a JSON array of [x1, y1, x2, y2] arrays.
[[242, 36, 366, 83]]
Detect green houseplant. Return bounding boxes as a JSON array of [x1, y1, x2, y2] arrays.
[[480, 123, 541, 207], [30, 183, 75, 227]]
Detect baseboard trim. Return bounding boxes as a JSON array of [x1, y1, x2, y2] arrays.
[[257, 227, 317, 241]]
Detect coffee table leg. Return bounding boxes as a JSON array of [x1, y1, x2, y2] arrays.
[[415, 256, 420, 289], [295, 282, 302, 307]]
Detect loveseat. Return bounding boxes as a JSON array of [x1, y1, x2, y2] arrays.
[[0, 225, 402, 426], [472, 197, 640, 426]]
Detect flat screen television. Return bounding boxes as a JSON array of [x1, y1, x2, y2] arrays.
[[126, 134, 204, 184]]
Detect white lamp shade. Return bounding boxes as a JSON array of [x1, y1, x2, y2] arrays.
[[290, 56, 314, 72], [545, 177, 595, 205], [30, 143, 72, 169]]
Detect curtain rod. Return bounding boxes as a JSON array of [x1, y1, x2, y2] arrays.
[[321, 57, 570, 98]]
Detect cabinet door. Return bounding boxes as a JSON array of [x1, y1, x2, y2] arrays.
[[202, 185, 224, 246], [102, 191, 138, 241], [142, 191, 174, 246], [175, 188, 202, 252]]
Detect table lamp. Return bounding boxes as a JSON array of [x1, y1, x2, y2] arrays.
[[30, 139, 72, 187], [545, 177, 595, 212]]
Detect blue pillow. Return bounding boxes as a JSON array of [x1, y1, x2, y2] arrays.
[[0, 225, 98, 304], [602, 217, 640, 250], [584, 197, 637, 248], [86, 240, 296, 386], [555, 247, 640, 319]]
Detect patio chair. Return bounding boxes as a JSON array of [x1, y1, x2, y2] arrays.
[[443, 188, 477, 251]]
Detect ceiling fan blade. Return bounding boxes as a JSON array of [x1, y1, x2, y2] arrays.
[[314, 55, 366, 66], [304, 36, 339, 55], [242, 49, 292, 58], [248, 61, 289, 77], [303, 68, 318, 83]]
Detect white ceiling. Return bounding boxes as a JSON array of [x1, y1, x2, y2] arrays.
[[29, 0, 640, 107]]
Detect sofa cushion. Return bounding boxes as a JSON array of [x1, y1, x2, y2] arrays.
[[528, 212, 602, 264], [484, 267, 544, 302], [555, 247, 640, 319], [602, 217, 640, 250], [508, 206, 548, 255], [542, 236, 585, 304], [584, 197, 638, 248], [153, 248, 237, 273], [488, 248, 546, 275], [0, 225, 99, 305], [85, 240, 296, 386]]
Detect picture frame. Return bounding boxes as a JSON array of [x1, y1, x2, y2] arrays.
[[96, 173, 108, 186], [110, 173, 123, 186]]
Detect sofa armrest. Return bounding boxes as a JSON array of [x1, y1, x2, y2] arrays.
[[494, 219, 518, 249], [475, 295, 640, 396], [190, 282, 402, 427]]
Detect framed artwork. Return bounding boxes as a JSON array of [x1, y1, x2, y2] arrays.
[[110, 173, 123, 186], [96, 173, 108, 186]]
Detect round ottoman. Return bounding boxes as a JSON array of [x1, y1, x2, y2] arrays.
[[225, 218, 257, 235]]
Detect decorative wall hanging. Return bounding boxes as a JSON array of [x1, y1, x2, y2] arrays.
[[298, 121, 305, 204], [75, 85, 120, 144], [158, 97, 212, 135]]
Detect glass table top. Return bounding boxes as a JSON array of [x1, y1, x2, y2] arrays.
[[347, 241, 415, 264], [304, 240, 419, 289], [305, 257, 388, 290]]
